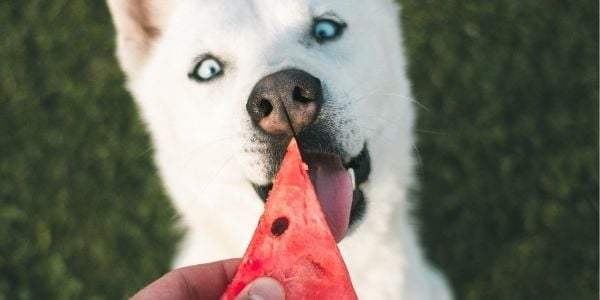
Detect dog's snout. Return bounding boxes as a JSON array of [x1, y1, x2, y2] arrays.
[[247, 69, 322, 135]]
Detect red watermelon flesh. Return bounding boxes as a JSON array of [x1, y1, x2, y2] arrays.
[[221, 139, 357, 300]]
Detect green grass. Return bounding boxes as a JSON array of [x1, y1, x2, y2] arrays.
[[0, 2, 180, 299], [0, 1, 597, 299], [401, 1, 598, 299]]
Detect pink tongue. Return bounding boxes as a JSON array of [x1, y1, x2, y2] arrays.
[[305, 154, 353, 242]]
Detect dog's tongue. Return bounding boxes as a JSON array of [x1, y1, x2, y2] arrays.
[[305, 154, 353, 242]]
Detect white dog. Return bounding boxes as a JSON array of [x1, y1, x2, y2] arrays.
[[107, 0, 452, 298]]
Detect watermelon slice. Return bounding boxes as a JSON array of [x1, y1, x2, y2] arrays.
[[221, 138, 357, 300]]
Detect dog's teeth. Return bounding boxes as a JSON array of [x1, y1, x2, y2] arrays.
[[348, 168, 356, 190]]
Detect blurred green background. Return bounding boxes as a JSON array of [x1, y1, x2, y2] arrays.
[[0, 1, 597, 299]]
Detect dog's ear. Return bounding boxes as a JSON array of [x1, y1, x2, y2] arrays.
[[106, 0, 176, 78]]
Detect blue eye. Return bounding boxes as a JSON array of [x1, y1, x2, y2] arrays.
[[190, 56, 223, 81], [313, 18, 345, 42]]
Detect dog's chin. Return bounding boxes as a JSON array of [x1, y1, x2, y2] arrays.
[[251, 144, 370, 243]]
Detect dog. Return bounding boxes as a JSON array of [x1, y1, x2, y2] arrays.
[[107, 0, 452, 298]]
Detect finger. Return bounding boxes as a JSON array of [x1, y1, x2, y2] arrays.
[[132, 258, 241, 300], [234, 277, 285, 300]]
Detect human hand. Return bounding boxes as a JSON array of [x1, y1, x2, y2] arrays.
[[131, 258, 285, 300]]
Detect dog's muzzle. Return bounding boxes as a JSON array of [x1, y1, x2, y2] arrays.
[[245, 69, 370, 241]]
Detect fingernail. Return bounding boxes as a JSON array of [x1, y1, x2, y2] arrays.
[[236, 277, 285, 300]]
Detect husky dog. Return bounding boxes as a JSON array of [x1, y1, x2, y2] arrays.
[[107, 0, 452, 298]]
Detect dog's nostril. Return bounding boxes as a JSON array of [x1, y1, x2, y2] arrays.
[[259, 99, 274, 117], [292, 86, 312, 103]]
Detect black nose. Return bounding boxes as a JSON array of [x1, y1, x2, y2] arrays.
[[247, 69, 322, 135]]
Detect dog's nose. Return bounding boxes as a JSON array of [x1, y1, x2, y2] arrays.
[[247, 69, 322, 135]]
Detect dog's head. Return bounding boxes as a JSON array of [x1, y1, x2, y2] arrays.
[[108, 0, 413, 242]]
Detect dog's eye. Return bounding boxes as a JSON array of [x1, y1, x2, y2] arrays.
[[189, 56, 223, 81], [313, 18, 345, 42]]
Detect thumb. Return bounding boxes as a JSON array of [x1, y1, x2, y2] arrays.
[[234, 277, 285, 300]]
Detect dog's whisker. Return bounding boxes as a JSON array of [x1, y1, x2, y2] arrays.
[[350, 91, 430, 113], [411, 99, 431, 112], [415, 128, 447, 136], [179, 136, 234, 171], [137, 145, 155, 158], [344, 82, 418, 101], [197, 154, 235, 195], [412, 143, 424, 169]]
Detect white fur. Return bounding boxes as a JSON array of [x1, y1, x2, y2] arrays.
[[108, 0, 452, 298]]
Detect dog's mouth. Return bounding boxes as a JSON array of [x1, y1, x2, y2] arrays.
[[252, 144, 370, 242]]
